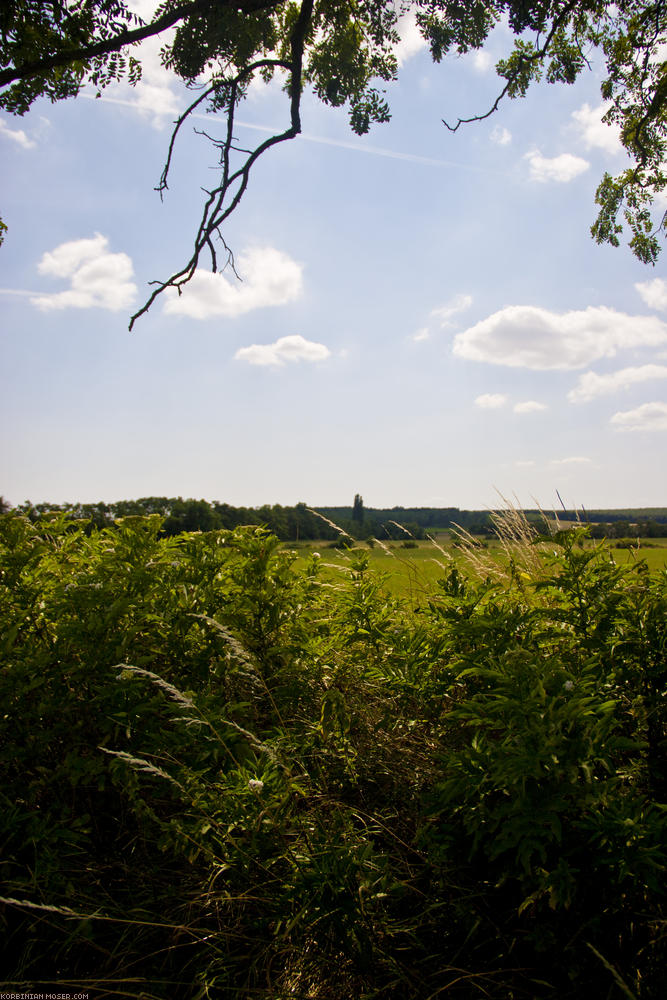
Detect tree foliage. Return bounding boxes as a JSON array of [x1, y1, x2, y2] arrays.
[[1, 1, 667, 322]]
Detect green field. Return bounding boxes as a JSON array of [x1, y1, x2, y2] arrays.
[[290, 534, 667, 596]]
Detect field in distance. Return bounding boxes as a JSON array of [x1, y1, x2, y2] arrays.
[[288, 532, 667, 598]]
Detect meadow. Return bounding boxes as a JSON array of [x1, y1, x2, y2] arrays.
[[291, 532, 667, 597], [1, 510, 665, 998]]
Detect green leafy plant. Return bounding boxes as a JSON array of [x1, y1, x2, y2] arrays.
[[1, 510, 664, 997]]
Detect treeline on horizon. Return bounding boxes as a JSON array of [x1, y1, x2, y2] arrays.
[[4, 495, 667, 541]]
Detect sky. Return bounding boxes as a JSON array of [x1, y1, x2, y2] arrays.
[[1, 8, 667, 512]]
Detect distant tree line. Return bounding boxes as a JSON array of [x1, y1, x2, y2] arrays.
[[588, 520, 667, 540], [7, 497, 496, 541], [556, 508, 667, 525], [5, 496, 667, 542], [11, 499, 340, 542]]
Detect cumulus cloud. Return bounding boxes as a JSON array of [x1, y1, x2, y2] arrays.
[[412, 327, 430, 342], [550, 456, 592, 465], [571, 102, 623, 156], [636, 277, 667, 311], [491, 125, 512, 146], [430, 294, 473, 326], [611, 401, 667, 432], [525, 149, 590, 183], [235, 334, 331, 367], [475, 393, 507, 409], [32, 233, 137, 311], [164, 247, 303, 319], [513, 400, 547, 414], [568, 364, 667, 403], [0, 118, 36, 149], [453, 305, 667, 370]]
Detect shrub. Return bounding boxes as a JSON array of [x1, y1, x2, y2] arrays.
[[0, 513, 664, 998]]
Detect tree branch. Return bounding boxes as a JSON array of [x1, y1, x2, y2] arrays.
[[442, 0, 582, 132], [128, 0, 314, 330], [0, 0, 281, 90]]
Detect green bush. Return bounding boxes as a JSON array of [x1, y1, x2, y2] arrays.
[[0, 514, 664, 997]]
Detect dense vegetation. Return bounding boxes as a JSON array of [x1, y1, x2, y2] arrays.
[[1, 510, 666, 998]]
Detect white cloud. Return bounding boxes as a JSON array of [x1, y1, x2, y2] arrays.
[[38, 233, 108, 278], [471, 50, 493, 73], [430, 293, 473, 326], [515, 460, 535, 467], [0, 118, 36, 149], [571, 102, 623, 156], [453, 305, 667, 370], [635, 277, 667, 311], [31, 234, 136, 311], [569, 364, 667, 402], [412, 327, 430, 342], [490, 125, 512, 146], [475, 393, 507, 409], [131, 77, 181, 123], [394, 13, 427, 66], [550, 456, 592, 465], [611, 401, 667, 432], [92, 7, 181, 128], [164, 247, 303, 319], [235, 334, 331, 367], [525, 149, 590, 183], [513, 400, 547, 414], [128, 0, 160, 18]]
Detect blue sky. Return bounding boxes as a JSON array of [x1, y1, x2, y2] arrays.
[[2, 8, 667, 511]]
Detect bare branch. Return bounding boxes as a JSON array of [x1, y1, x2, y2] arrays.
[[442, 76, 514, 132], [129, 1, 314, 329], [158, 58, 290, 198], [157, 84, 217, 198]]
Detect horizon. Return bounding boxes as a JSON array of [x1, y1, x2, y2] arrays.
[[6, 492, 667, 517]]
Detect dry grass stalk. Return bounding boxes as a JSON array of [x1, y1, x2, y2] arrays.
[[305, 508, 348, 536], [372, 537, 395, 557], [425, 532, 452, 562], [490, 493, 544, 579], [0, 895, 198, 934], [190, 613, 256, 669], [452, 496, 547, 584], [99, 747, 186, 792], [321, 561, 353, 573], [0, 895, 80, 918], [451, 522, 500, 580], [386, 520, 413, 538], [113, 663, 195, 710]]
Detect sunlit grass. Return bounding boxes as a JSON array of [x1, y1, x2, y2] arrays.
[[290, 534, 667, 596]]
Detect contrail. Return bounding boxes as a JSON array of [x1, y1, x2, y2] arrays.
[[81, 92, 491, 172], [230, 117, 479, 170]]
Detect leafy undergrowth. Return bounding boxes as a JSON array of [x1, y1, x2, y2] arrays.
[[1, 513, 665, 998]]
